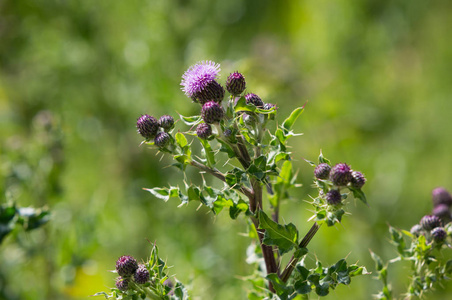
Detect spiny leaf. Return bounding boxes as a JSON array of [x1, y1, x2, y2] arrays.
[[282, 105, 305, 131], [258, 210, 298, 254]]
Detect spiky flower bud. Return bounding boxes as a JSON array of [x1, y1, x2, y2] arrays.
[[134, 264, 150, 284], [329, 163, 352, 186], [137, 115, 159, 140], [351, 171, 366, 189], [263, 103, 276, 110], [201, 101, 224, 124], [223, 128, 232, 138], [196, 123, 212, 139], [154, 132, 171, 148], [432, 187, 452, 207], [194, 80, 225, 104], [115, 277, 129, 291], [116, 255, 138, 277], [326, 189, 342, 205], [158, 115, 174, 131], [226, 72, 246, 96], [314, 163, 331, 180], [410, 224, 423, 236], [245, 93, 264, 108], [420, 215, 442, 231], [431, 227, 447, 243], [432, 204, 451, 221]]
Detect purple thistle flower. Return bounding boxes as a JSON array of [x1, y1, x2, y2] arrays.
[[154, 132, 171, 148], [431, 227, 447, 243], [245, 93, 264, 108], [158, 115, 175, 131], [134, 264, 150, 284], [263, 103, 276, 110], [115, 277, 129, 291], [351, 171, 366, 189], [314, 163, 331, 180], [329, 163, 352, 186], [196, 123, 212, 139], [432, 187, 452, 207], [181, 61, 224, 104], [201, 101, 224, 124], [137, 114, 159, 140], [116, 255, 138, 277], [432, 204, 452, 222], [325, 189, 342, 205], [226, 71, 246, 96], [420, 215, 442, 231]]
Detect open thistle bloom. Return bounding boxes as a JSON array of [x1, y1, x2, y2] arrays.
[[181, 61, 224, 104]]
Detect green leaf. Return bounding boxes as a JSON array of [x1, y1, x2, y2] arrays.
[[266, 273, 292, 297], [175, 132, 188, 148], [315, 282, 330, 296], [216, 139, 237, 158], [294, 280, 312, 295], [349, 186, 368, 206], [318, 152, 331, 165], [294, 247, 309, 259], [282, 105, 305, 131], [179, 114, 202, 126], [198, 138, 216, 167], [370, 250, 384, 272], [258, 210, 298, 254], [234, 97, 256, 113]]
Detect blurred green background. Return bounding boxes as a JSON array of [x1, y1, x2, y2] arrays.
[[1, 0, 452, 299]]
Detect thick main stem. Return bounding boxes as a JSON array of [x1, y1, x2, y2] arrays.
[[280, 222, 320, 283]]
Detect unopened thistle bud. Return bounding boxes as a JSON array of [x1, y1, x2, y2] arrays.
[[116, 255, 138, 277], [137, 115, 159, 140], [420, 215, 442, 231], [263, 103, 276, 110], [134, 265, 150, 284], [432, 187, 452, 207], [351, 171, 366, 189], [314, 163, 331, 180], [201, 101, 224, 124], [154, 132, 171, 148], [431, 227, 447, 243], [245, 93, 264, 108], [326, 189, 342, 205], [329, 163, 352, 186], [410, 224, 423, 236], [432, 204, 451, 221], [226, 72, 246, 96], [158, 115, 175, 131], [196, 123, 212, 139], [115, 277, 129, 291]]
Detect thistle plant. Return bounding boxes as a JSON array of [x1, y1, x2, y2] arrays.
[[97, 60, 370, 299], [372, 187, 452, 300]]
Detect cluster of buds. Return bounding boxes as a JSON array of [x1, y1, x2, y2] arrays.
[[137, 114, 175, 148], [115, 255, 150, 291], [314, 162, 366, 206], [180, 61, 276, 140], [410, 187, 452, 244]]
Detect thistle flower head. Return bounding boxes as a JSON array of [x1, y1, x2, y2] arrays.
[[181, 61, 223, 104], [314, 163, 331, 180], [158, 115, 175, 131], [116, 255, 138, 277], [432, 187, 452, 207], [226, 71, 246, 96], [137, 114, 159, 140], [134, 264, 150, 284], [196, 123, 212, 139], [115, 277, 129, 291], [420, 215, 442, 231], [263, 103, 276, 110], [245, 93, 264, 108], [201, 101, 224, 124], [432, 204, 451, 221], [329, 163, 352, 186], [431, 227, 447, 243], [154, 132, 171, 148], [351, 171, 366, 189], [325, 189, 342, 205]]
